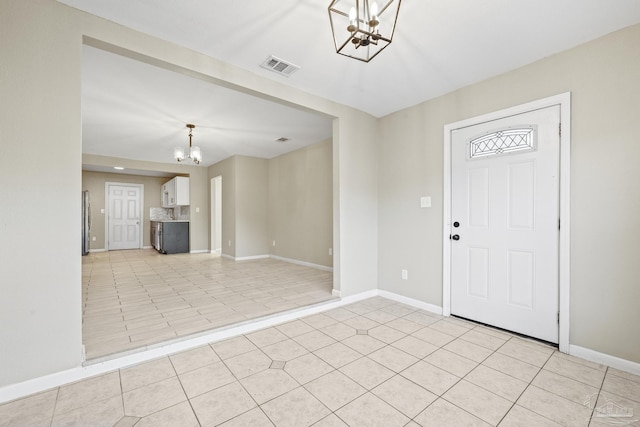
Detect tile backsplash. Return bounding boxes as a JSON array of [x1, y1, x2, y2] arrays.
[[150, 206, 190, 221]]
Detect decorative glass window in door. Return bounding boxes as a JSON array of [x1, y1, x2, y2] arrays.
[[468, 126, 536, 159]]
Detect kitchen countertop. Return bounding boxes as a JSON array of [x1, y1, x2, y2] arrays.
[[150, 219, 190, 222]]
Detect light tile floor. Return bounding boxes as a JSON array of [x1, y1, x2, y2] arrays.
[[3, 297, 639, 426], [82, 250, 335, 359]]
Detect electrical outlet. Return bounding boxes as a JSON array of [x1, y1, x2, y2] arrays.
[[272, 240, 276, 246], [401, 269, 408, 280], [92, 236, 96, 241], [228, 240, 231, 247], [329, 248, 332, 256]]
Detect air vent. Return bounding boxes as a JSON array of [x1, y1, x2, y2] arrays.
[[260, 55, 300, 77], [275, 137, 290, 143]]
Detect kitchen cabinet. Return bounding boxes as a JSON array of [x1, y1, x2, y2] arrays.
[[150, 220, 189, 254], [161, 176, 190, 207]]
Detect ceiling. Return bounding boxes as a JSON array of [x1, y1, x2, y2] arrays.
[[62, 0, 640, 168], [81, 45, 334, 167]]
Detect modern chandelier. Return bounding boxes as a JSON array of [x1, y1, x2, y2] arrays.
[[328, 0, 402, 62], [174, 124, 202, 165]]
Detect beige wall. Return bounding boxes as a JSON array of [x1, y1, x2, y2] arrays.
[[236, 157, 269, 258], [0, 0, 83, 386], [269, 139, 333, 267], [82, 171, 167, 249], [377, 24, 640, 363], [208, 143, 332, 266]]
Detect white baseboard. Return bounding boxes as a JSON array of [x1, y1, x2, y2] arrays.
[[269, 255, 333, 272], [220, 254, 269, 261], [332, 289, 341, 298], [189, 249, 209, 254], [235, 255, 270, 261], [377, 290, 443, 316], [88, 248, 106, 253], [569, 345, 640, 376], [218, 253, 333, 272]]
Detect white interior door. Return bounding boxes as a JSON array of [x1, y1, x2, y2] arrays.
[[108, 184, 142, 250], [450, 105, 560, 343]]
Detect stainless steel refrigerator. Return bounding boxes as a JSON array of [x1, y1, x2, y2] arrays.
[[82, 190, 91, 256]]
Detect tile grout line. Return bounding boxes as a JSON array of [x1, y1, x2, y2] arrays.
[[167, 355, 203, 427]]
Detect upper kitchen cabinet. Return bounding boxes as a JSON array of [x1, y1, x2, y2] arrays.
[[162, 176, 190, 207]]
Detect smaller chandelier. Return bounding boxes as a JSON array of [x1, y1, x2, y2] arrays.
[[328, 0, 401, 62], [174, 124, 202, 165]]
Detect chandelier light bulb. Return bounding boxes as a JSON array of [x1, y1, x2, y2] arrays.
[[174, 147, 185, 161], [191, 146, 202, 164], [369, 2, 379, 28], [347, 7, 357, 32]]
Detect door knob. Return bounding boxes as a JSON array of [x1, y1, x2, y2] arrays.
[[451, 234, 460, 241]]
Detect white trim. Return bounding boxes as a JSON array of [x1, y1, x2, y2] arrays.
[[269, 255, 334, 272], [570, 345, 640, 376], [88, 248, 107, 253], [332, 289, 342, 298], [442, 92, 571, 351], [234, 255, 270, 261], [377, 291, 443, 315], [557, 93, 571, 353], [219, 253, 333, 272], [189, 249, 209, 254]]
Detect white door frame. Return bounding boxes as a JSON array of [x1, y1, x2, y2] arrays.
[[442, 92, 571, 353], [105, 182, 144, 251], [210, 176, 222, 254]]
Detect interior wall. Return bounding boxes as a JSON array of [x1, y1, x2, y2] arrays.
[[377, 24, 640, 363], [0, 0, 83, 386], [268, 139, 333, 267], [1, 0, 378, 389], [82, 171, 167, 249], [235, 156, 269, 258], [207, 140, 332, 264], [333, 114, 379, 296]]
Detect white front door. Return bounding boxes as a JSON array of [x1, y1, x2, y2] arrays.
[[107, 184, 142, 250], [450, 105, 560, 343]]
